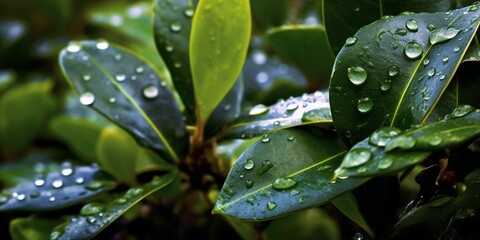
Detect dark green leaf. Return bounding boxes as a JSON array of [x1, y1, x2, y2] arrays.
[[10, 216, 63, 240], [463, 37, 480, 61], [220, 91, 332, 139], [0, 80, 56, 152], [322, 0, 380, 54], [153, 0, 196, 123], [382, 0, 453, 15], [190, 0, 251, 125], [0, 163, 116, 211], [267, 26, 334, 81], [250, 0, 290, 28], [331, 192, 374, 237], [59, 40, 187, 163], [52, 170, 178, 240], [213, 129, 367, 220], [329, 4, 480, 145]]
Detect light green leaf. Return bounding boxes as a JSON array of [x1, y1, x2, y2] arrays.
[[0, 163, 116, 211], [59, 40, 187, 163], [190, 0, 251, 126], [267, 26, 334, 82], [221, 91, 332, 139], [331, 192, 374, 237], [51, 170, 178, 240], [0, 80, 56, 152], [213, 129, 367, 220], [10, 216, 63, 240], [329, 4, 480, 145]]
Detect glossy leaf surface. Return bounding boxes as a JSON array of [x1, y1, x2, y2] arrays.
[[331, 192, 373, 237], [0, 163, 116, 211], [153, 0, 196, 122], [10, 216, 63, 240], [267, 26, 334, 81], [52, 171, 178, 240], [190, 0, 251, 125], [330, 4, 480, 145], [213, 129, 367, 220], [59, 40, 187, 163], [221, 91, 332, 139]]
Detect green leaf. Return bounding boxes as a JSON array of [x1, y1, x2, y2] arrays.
[[322, 0, 380, 54], [10, 216, 63, 240], [213, 129, 367, 220], [59, 40, 187, 163], [153, 0, 196, 123], [0, 153, 58, 188], [331, 192, 374, 237], [250, 0, 290, 28], [220, 91, 332, 139], [0, 70, 15, 91], [51, 170, 178, 240], [463, 38, 480, 61], [0, 163, 116, 211], [267, 26, 334, 82], [0, 80, 56, 152], [336, 106, 480, 178], [382, 0, 453, 15], [96, 127, 138, 184], [329, 4, 480, 145], [49, 116, 103, 162], [190, 0, 251, 125]]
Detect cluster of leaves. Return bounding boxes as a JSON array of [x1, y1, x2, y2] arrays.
[[1, 0, 480, 239]]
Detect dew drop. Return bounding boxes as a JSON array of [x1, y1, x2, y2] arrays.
[[380, 80, 392, 92], [342, 148, 372, 168], [67, 43, 81, 53], [49, 196, 56, 202], [427, 68, 436, 77], [290, 189, 302, 196], [347, 66, 367, 85], [395, 28, 407, 36], [388, 65, 400, 77], [287, 135, 295, 141], [34, 178, 45, 187], [244, 160, 255, 170], [385, 136, 416, 151], [96, 41, 109, 50], [266, 201, 277, 211], [406, 19, 418, 32], [258, 160, 273, 175], [80, 92, 95, 106], [52, 179, 63, 188], [184, 7, 194, 18], [143, 85, 159, 99], [429, 27, 461, 45], [426, 135, 442, 146], [85, 181, 105, 191], [369, 127, 402, 147], [245, 180, 254, 189], [286, 102, 298, 111], [16, 193, 26, 201], [83, 75, 91, 81], [249, 104, 269, 116], [423, 58, 430, 65], [453, 105, 474, 117], [261, 134, 270, 143], [404, 41, 423, 59], [357, 97, 374, 113], [272, 177, 297, 190], [345, 37, 357, 46], [81, 203, 105, 215], [302, 108, 331, 122], [0, 193, 9, 205], [109, 97, 116, 103], [61, 162, 74, 176], [439, 74, 446, 80], [169, 22, 182, 32], [75, 177, 85, 184], [378, 158, 394, 169], [454, 46, 461, 52]]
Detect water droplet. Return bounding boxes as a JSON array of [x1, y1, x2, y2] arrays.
[[454, 46, 461, 52], [49, 196, 56, 202], [425, 135, 442, 146], [439, 74, 446, 80], [430, 27, 461, 45], [388, 65, 400, 77], [75, 177, 85, 184], [0, 193, 9, 205], [61, 162, 74, 176], [385, 136, 416, 151], [261, 134, 270, 143], [428, 68, 436, 77], [453, 105, 474, 117], [454, 208, 477, 220], [85, 181, 105, 191], [183, 7, 194, 18], [109, 97, 116, 103], [96, 41, 109, 50], [347, 66, 367, 85], [34, 178, 45, 187], [80, 92, 95, 106], [116, 197, 127, 204], [287, 135, 295, 141], [378, 158, 394, 169], [83, 75, 91, 81], [404, 41, 423, 59], [353, 233, 364, 240], [345, 37, 357, 46], [395, 28, 408, 36], [369, 127, 402, 146], [86, 216, 98, 225], [272, 177, 297, 190], [423, 58, 430, 65], [302, 108, 331, 122], [342, 148, 372, 168], [266, 201, 277, 211], [16, 193, 26, 201], [258, 160, 273, 175], [114, 54, 122, 61], [286, 102, 298, 111], [380, 80, 392, 91], [245, 180, 254, 189], [135, 66, 144, 74], [29, 191, 40, 198], [290, 189, 302, 196], [67, 43, 81, 53], [143, 85, 159, 99], [169, 22, 182, 32], [357, 97, 374, 113], [249, 104, 269, 116], [81, 203, 105, 215], [52, 180, 63, 188], [50, 231, 61, 240], [244, 160, 255, 170], [405, 19, 418, 32], [427, 24, 436, 31]]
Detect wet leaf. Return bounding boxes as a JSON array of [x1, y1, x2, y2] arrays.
[[10, 216, 63, 240], [52, 170, 178, 240], [190, 0, 251, 125], [331, 192, 374, 237], [0, 153, 59, 188], [153, 0, 196, 123], [0, 80, 56, 152], [213, 129, 367, 220], [220, 91, 332, 139], [59, 40, 187, 163], [267, 26, 334, 81], [329, 4, 480, 145], [0, 163, 116, 211]]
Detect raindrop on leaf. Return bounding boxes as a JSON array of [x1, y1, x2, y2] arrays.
[[347, 66, 367, 85], [342, 148, 372, 168]]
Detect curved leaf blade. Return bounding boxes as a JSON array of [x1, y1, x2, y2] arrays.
[[330, 4, 480, 145], [153, 0, 196, 123], [221, 91, 332, 139], [52, 170, 178, 240], [0, 163, 116, 211], [190, 0, 251, 125], [331, 192, 374, 237], [10, 216, 63, 240], [59, 40, 187, 163], [267, 26, 334, 82], [213, 129, 367, 220]]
